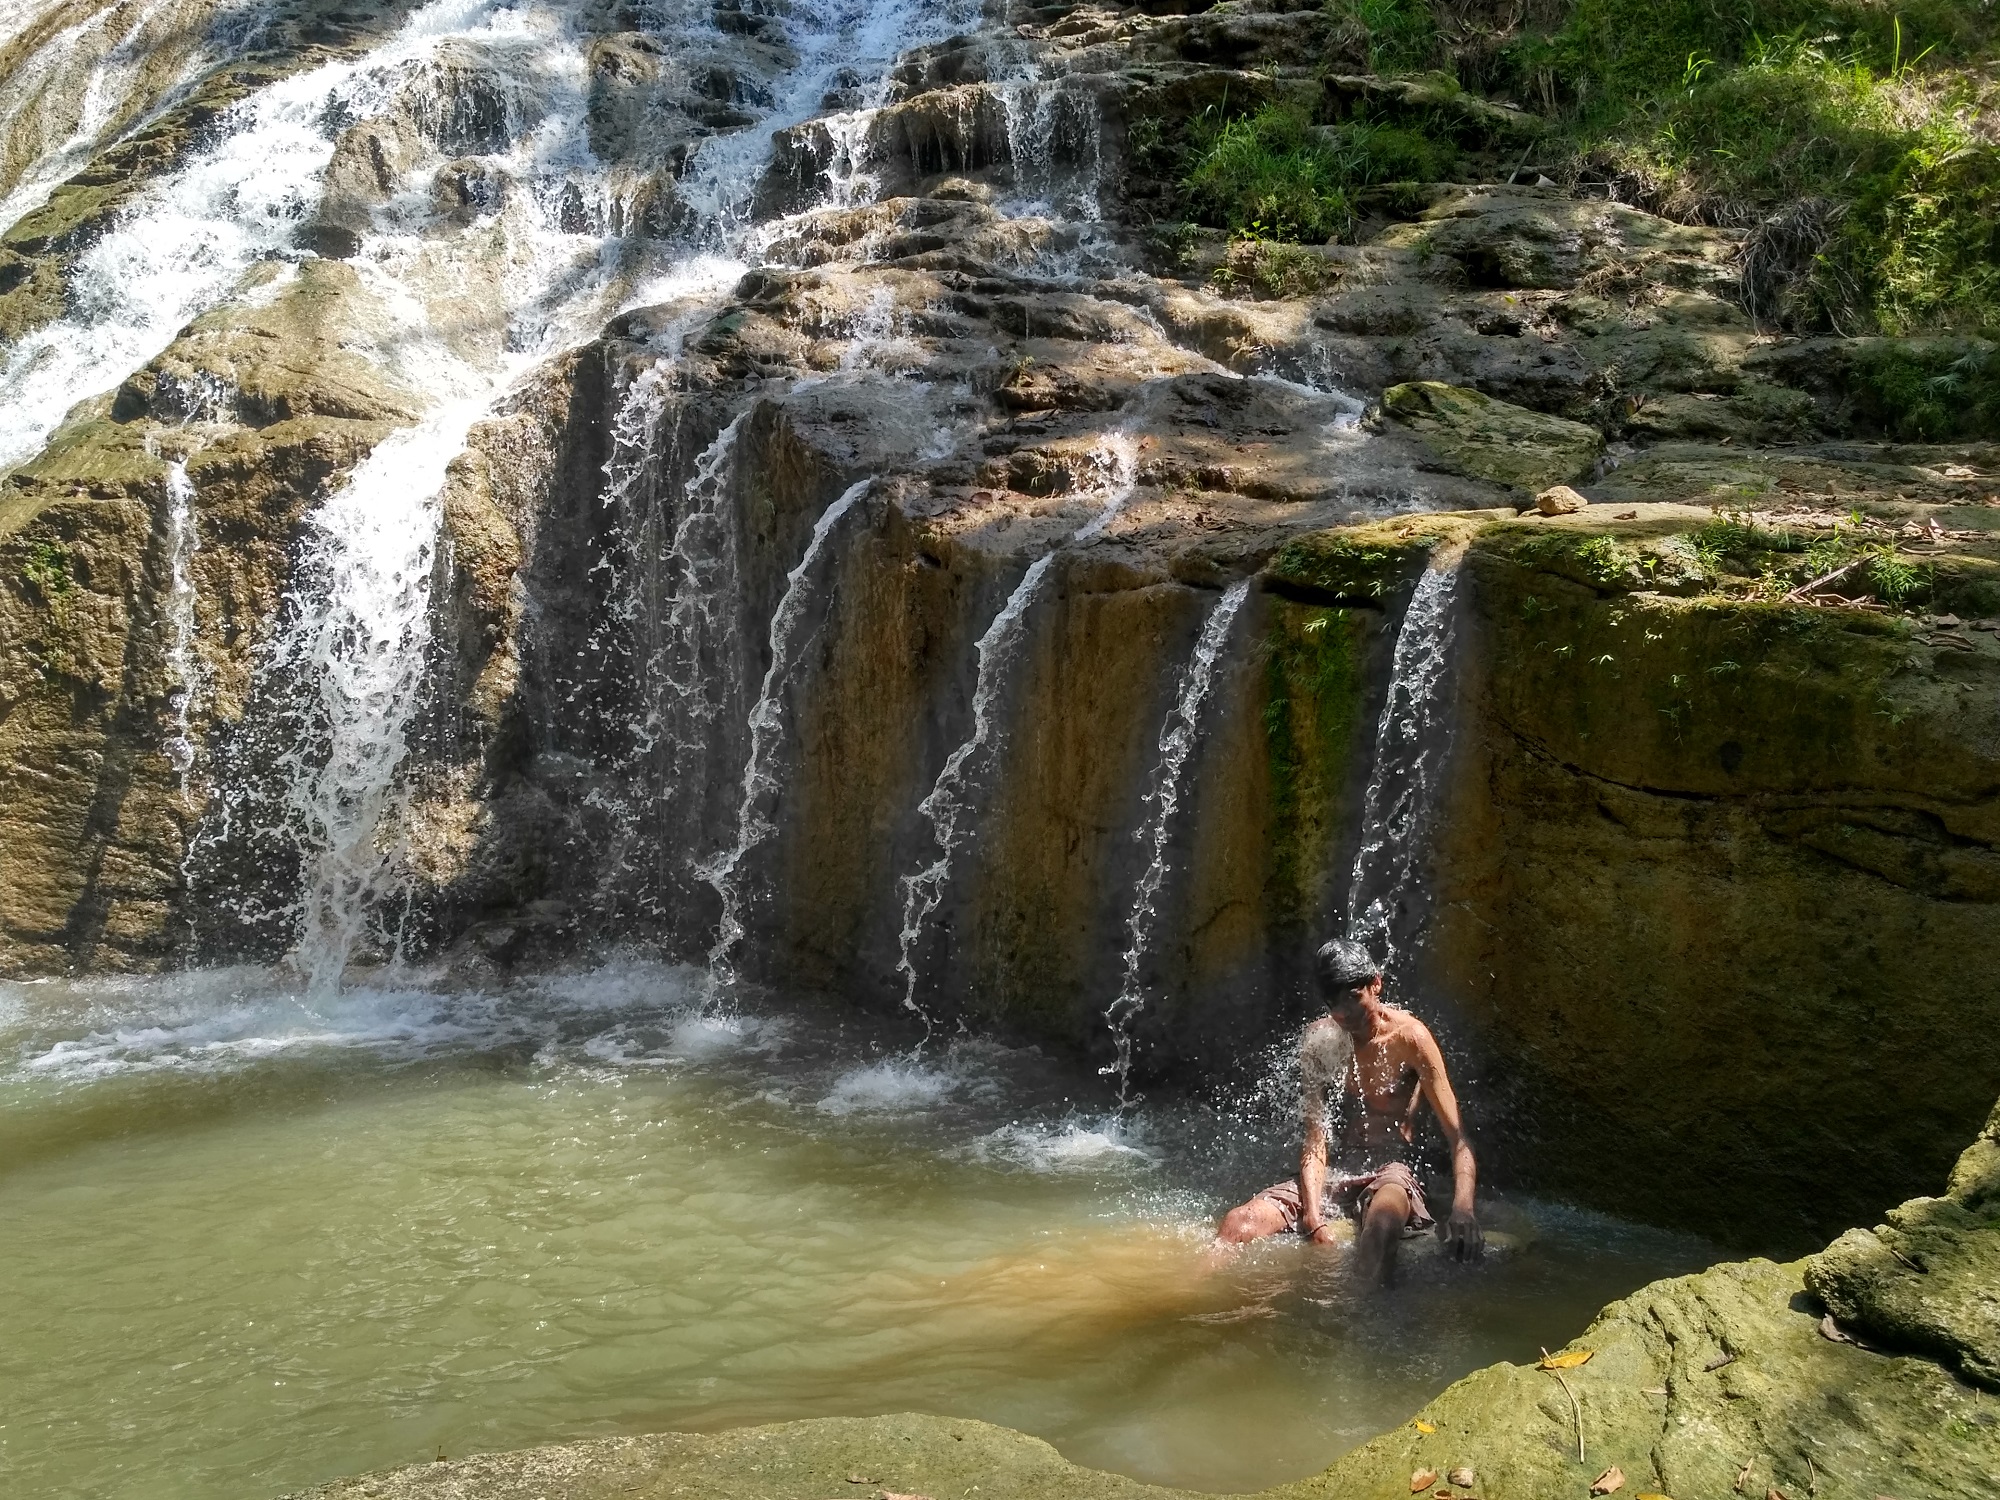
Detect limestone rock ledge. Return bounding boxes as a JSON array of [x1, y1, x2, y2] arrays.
[[287, 1110, 2000, 1500]]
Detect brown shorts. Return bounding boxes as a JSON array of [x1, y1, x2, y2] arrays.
[[1255, 1162, 1434, 1236]]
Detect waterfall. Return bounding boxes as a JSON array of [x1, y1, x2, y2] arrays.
[[1346, 563, 1462, 980], [646, 414, 748, 771], [276, 402, 481, 997], [161, 457, 202, 800], [0, 0, 533, 473], [999, 78, 1102, 220], [1100, 577, 1250, 1104], [0, 0, 260, 234], [700, 478, 872, 993], [893, 435, 1137, 1027], [821, 108, 881, 211]]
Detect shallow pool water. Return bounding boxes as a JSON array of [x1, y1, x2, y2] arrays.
[[0, 962, 1713, 1498]]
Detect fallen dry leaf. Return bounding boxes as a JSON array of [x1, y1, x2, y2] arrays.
[[847, 1479, 874, 1486], [1591, 1465, 1626, 1495], [1448, 1466, 1476, 1487], [1636, 1494, 1675, 1500], [1766, 1489, 1790, 1500], [1410, 1469, 1439, 1493], [1819, 1315, 1854, 1344], [1704, 1353, 1737, 1372], [1614, 510, 1638, 519], [880, 1492, 933, 1500], [1414, 1420, 1437, 1434], [1538, 1348, 1594, 1370]]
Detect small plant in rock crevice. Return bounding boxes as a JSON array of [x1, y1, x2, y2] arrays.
[[20, 539, 74, 614]]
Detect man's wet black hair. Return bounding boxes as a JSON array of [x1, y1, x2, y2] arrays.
[[1315, 937, 1378, 997]]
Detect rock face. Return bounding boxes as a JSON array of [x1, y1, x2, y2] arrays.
[[1427, 505, 2000, 1248], [1808, 1097, 2000, 1391], [1380, 381, 1603, 493]]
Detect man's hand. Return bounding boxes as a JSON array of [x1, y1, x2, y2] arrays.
[[1307, 1221, 1342, 1247], [1443, 1206, 1483, 1261]]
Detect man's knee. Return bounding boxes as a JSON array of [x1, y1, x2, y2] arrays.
[[1362, 1183, 1411, 1231], [1217, 1199, 1281, 1243]]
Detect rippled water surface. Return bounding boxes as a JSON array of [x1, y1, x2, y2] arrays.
[[0, 964, 1712, 1498]]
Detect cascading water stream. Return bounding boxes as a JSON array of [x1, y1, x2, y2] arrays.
[[0, 0, 525, 473], [0, 0, 261, 233], [275, 402, 481, 997], [160, 457, 202, 800], [1345, 562, 1462, 981], [699, 478, 873, 994], [893, 435, 1137, 1029], [1100, 577, 1250, 1105], [998, 77, 1102, 220], [177, 0, 737, 991]]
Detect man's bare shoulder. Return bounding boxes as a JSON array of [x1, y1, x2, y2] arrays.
[[1380, 1006, 1440, 1054]]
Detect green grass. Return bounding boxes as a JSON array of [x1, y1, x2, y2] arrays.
[[1181, 103, 1460, 242], [1334, 0, 1439, 75], [1183, 104, 1358, 243], [1309, 0, 2000, 339]]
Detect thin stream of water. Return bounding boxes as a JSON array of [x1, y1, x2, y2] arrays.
[[161, 456, 202, 798], [1346, 564, 1462, 978], [701, 478, 873, 991], [893, 436, 1137, 1026], [1101, 578, 1252, 1104]]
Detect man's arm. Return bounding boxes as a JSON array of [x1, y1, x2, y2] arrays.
[[1298, 1029, 1343, 1243], [1412, 1023, 1482, 1260]]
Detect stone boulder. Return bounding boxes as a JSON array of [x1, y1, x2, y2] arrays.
[[1807, 1098, 2000, 1391], [1379, 381, 1603, 493]]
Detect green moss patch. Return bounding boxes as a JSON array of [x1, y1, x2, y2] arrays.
[[1263, 599, 1368, 924]]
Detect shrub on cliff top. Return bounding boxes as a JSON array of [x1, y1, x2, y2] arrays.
[[1183, 104, 1356, 242], [1182, 104, 1460, 243], [1492, 0, 2000, 338]]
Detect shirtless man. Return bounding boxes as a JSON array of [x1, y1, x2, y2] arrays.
[[1215, 937, 1481, 1283]]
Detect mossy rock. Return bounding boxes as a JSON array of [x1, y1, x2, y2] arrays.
[[1380, 382, 1603, 493], [1807, 1098, 2000, 1391]]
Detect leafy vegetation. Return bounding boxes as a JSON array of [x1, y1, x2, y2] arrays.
[[1847, 342, 2000, 440], [1180, 101, 1460, 243], [1321, 0, 2000, 339], [20, 538, 73, 609]]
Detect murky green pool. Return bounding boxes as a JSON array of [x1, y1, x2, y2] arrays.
[[0, 963, 1711, 1498]]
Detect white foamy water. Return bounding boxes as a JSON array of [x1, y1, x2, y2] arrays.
[[816, 1056, 963, 1114], [0, 0, 540, 473], [701, 477, 872, 990], [1346, 563, 1462, 976], [999, 77, 1102, 220], [2, 969, 492, 1082], [975, 1117, 1158, 1172], [160, 456, 202, 794], [893, 436, 1139, 1022], [1101, 577, 1250, 1102]]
